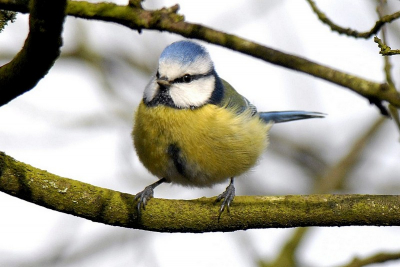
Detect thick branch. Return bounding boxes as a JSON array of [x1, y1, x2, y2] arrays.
[[1, 0, 399, 110], [0, 0, 67, 106], [1, 151, 400, 233]]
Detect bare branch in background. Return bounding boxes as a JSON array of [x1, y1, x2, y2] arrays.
[[374, 36, 400, 56], [305, 0, 400, 39], [340, 251, 400, 267], [0, 0, 67, 106], [0, 0, 398, 113]]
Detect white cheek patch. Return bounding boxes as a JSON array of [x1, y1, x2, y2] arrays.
[[143, 76, 158, 102], [169, 76, 215, 108], [148, 52, 216, 107]]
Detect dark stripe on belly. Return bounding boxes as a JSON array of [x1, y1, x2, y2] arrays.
[[167, 144, 186, 177]]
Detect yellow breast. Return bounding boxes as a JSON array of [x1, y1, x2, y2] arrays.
[[132, 101, 271, 187]]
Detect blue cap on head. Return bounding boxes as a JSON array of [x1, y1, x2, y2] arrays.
[[160, 40, 210, 65]]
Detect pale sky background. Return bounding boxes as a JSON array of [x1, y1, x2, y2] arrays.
[[1, 1, 400, 266]]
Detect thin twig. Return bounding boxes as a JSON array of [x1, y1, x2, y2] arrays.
[[305, 0, 400, 39], [376, 2, 400, 137], [374, 36, 400, 56], [341, 251, 400, 267]]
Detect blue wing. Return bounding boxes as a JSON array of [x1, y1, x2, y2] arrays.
[[219, 79, 325, 123], [259, 111, 325, 123], [219, 79, 258, 115]]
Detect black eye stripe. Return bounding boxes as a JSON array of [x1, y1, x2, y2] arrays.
[[173, 71, 213, 84]]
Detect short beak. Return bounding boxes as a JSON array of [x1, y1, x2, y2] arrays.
[[157, 79, 170, 89]]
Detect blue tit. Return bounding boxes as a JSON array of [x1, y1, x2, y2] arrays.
[[132, 40, 324, 215]]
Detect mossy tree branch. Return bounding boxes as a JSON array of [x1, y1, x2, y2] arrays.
[[0, 0, 399, 113], [0, 0, 67, 107], [1, 151, 400, 233]]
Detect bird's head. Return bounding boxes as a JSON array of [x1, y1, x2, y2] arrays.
[[143, 40, 223, 109]]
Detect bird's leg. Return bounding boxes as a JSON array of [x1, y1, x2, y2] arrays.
[[135, 177, 167, 214], [216, 177, 235, 216]]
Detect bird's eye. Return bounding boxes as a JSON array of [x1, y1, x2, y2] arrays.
[[182, 74, 192, 83]]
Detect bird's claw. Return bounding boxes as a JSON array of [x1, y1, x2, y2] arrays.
[[134, 185, 154, 214], [215, 179, 235, 217], [134, 178, 167, 216]]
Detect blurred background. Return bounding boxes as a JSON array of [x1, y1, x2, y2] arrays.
[[0, 0, 400, 266]]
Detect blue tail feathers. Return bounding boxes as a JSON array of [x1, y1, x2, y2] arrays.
[[259, 111, 325, 123]]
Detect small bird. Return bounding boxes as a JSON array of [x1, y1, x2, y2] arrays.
[[132, 40, 324, 215]]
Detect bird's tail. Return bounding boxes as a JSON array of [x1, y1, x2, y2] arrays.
[[259, 111, 325, 123]]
